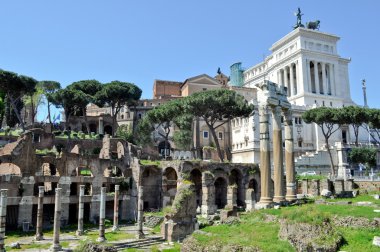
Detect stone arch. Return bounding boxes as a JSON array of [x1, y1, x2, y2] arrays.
[[214, 177, 227, 209], [229, 168, 244, 207], [142, 167, 161, 210], [158, 141, 171, 158], [190, 169, 202, 207], [0, 163, 22, 176], [103, 166, 124, 177], [104, 125, 113, 135], [162, 167, 178, 207], [89, 123, 97, 134]]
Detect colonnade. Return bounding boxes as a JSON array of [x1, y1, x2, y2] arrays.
[[308, 60, 334, 95], [258, 104, 297, 205], [277, 62, 298, 97]]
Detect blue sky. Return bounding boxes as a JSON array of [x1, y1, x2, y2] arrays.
[[0, 1, 379, 121]]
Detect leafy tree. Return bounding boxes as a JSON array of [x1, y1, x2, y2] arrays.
[[49, 88, 83, 130], [67, 80, 102, 133], [367, 108, 380, 145], [115, 124, 135, 144], [0, 70, 37, 131], [94, 81, 142, 136], [39, 81, 61, 124], [173, 129, 192, 150], [182, 89, 254, 162], [348, 147, 377, 171], [336, 106, 368, 146], [23, 82, 45, 125], [135, 116, 154, 146], [144, 99, 192, 159], [302, 107, 341, 176]]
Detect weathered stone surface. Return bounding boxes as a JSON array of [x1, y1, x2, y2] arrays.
[[161, 182, 197, 242], [373, 236, 380, 247], [320, 189, 332, 197], [144, 215, 163, 228], [182, 236, 260, 252], [10, 242, 21, 249], [279, 220, 342, 252], [332, 216, 379, 228], [220, 207, 238, 223], [81, 243, 117, 252]]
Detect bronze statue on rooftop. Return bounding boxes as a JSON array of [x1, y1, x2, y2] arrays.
[[293, 7, 305, 29]]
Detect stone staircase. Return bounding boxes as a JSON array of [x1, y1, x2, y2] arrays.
[[111, 236, 166, 251]]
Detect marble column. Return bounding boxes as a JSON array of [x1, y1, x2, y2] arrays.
[[76, 185, 85, 236], [112, 185, 120, 231], [284, 67, 289, 96], [314, 61, 320, 94], [35, 186, 44, 241], [284, 110, 297, 201], [51, 188, 62, 252], [321, 62, 327, 94], [0, 189, 8, 252], [289, 64, 294, 96], [272, 106, 285, 203], [136, 186, 145, 239], [97, 187, 106, 242], [99, 118, 104, 135], [258, 105, 272, 205]]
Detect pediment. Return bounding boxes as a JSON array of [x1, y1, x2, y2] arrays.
[[185, 74, 222, 86]]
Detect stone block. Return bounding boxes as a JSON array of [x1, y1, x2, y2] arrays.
[[373, 236, 380, 247]]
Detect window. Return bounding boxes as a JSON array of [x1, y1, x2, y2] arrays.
[[218, 132, 223, 140], [203, 88, 207, 91], [138, 114, 142, 119], [330, 102, 333, 107], [203, 131, 209, 138]]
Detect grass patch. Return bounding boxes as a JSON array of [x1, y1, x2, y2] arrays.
[[162, 242, 181, 251], [5, 242, 51, 251], [140, 160, 161, 166], [193, 212, 295, 252], [325, 193, 380, 204], [338, 227, 380, 252], [85, 230, 134, 242]]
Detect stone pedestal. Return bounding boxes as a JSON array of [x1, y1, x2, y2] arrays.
[[310, 180, 320, 196], [272, 106, 285, 203], [51, 188, 62, 252], [97, 187, 106, 242], [17, 177, 35, 228], [227, 186, 237, 207], [112, 185, 120, 231], [334, 179, 344, 196], [258, 105, 272, 205], [136, 186, 144, 239], [301, 179, 309, 195], [245, 188, 256, 211], [35, 186, 44, 240], [0, 189, 8, 252], [76, 185, 85, 236]]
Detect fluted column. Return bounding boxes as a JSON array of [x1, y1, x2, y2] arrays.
[[272, 106, 285, 203], [258, 105, 272, 205], [51, 188, 62, 252], [289, 64, 295, 96], [112, 185, 120, 231], [283, 110, 297, 201], [321, 62, 327, 94], [0, 189, 8, 252], [76, 185, 85, 236], [35, 186, 44, 240], [314, 61, 320, 94], [97, 187, 107, 242], [136, 186, 145, 239]]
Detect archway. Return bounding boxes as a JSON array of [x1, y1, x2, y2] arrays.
[[0, 163, 22, 176], [214, 177, 227, 209], [142, 167, 161, 210], [162, 167, 178, 207], [248, 178, 259, 202], [89, 123, 97, 134], [104, 125, 113, 135], [229, 169, 244, 206], [76, 166, 93, 177], [190, 169, 202, 206], [158, 141, 171, 158]]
